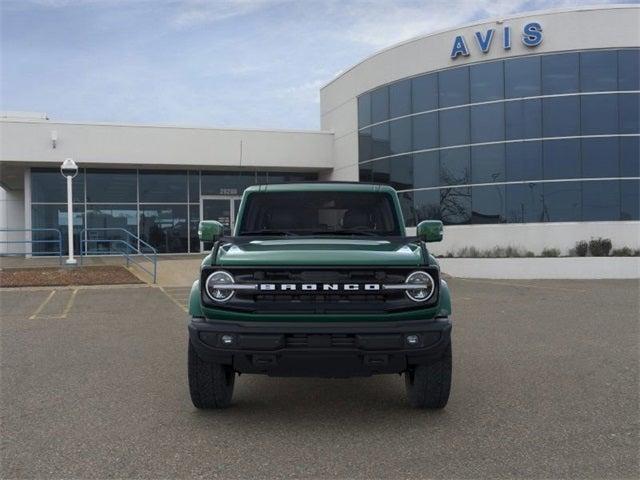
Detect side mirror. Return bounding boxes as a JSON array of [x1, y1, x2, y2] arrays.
[[416, 220, 443, 243], [198, 220, 225, 243]]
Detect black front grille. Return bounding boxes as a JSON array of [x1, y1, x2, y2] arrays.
[[285, 334, 356, 348]]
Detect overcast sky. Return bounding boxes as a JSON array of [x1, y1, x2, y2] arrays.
[[1, 0, 635, 130]]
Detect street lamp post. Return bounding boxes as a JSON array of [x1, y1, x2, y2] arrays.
[[60, 158, 78, 265]]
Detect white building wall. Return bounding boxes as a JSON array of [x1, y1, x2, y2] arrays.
[[0, 187, 26, 254]]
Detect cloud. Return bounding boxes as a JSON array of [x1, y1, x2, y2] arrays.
[[170, 0, 287, 29]]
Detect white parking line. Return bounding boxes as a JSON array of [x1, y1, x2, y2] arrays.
[[29, 290, 56, 319]]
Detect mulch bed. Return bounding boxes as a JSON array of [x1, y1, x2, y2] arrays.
[[0, 266, 143, 288]]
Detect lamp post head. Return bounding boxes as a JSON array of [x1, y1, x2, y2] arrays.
[[60, 158, 78, 178]]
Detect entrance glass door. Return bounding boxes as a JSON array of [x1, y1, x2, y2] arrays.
[[200, 196, 241, 251]]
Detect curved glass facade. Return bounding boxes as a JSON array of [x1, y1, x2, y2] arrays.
[[357, 49, 640, 226]]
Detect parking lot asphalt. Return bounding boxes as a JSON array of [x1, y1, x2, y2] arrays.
[[1, 279, 638, 479]]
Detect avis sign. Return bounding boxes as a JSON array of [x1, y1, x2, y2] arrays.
[[450, 22, 543, 59]]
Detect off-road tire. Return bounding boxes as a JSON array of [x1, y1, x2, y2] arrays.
[[404, 343, 452, 409], [188, 340, 235, 409]]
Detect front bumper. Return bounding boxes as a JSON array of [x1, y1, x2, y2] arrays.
[[188, 317, 452, 378]]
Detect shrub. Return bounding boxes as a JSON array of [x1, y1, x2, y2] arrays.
[[541, 248, 560, 257], [574, 240, 588, 257], [525, 251, 535, 257], [589, 237, 612, 257], [610, 247, 639, 257]]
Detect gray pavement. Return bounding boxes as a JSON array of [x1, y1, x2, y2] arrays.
[[1, 279, 638, 479]]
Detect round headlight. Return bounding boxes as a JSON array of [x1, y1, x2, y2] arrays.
[[405, 271, 435, 302], [205, 271, 235, 302]]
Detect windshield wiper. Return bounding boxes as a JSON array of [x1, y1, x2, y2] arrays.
[[239, 229, 299, 236]]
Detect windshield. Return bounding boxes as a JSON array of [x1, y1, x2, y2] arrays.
[[237, 191, 402, 236]]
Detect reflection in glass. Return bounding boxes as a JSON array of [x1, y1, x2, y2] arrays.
[[359, 128, 373, 162], [582, 137, 619, 178], [413, 189, 441, 224], [440, 187, 471, 225], [505, 56, 541, 98], [506, 142, 543, 182], [390, 79, 411, 118], [412, 73, 438, 113], [86, 204, 138, 254], [543, 139, 580, 180], [86, 169, 136, 203], [470, 61, 504, 102], [542, 182, 581, 222], [398, 191, 415, 227], [619, 93, 639, 134], [371, 123, 390, 158], [388, 155, 413, 191], [413, 152, 440, 189], [372, 158, 390, 184], [620, 137, 640, 177], [621, 180, 640, 220], [189, 204, 200, 253], [581, 94, 618, 135], [389, 117, 412, 155], [505, 99, 542, 140], [31, 168, 84, 203], [440, 147, 470, 186], [139, 205, 188, 253], [359, 164, 373, 183], [412, 112, 438, 151], [139, 170, 188, 203], [543, 96, 580, 137], [583, 181, 620, 221], [188, 171, 200, 202], [358, 94, 371, 128], [371, 86, 389, 123], [470, 103, 504, 143], [439, 108, 469, 147], [506, 183, 544, 223], [542, 52, 579, 94], [471, 144, 505, 183], [580, 51, 617, 92], [439, 67, 469, 107], [618, 49, 640, 91], [31, 204, 84, 255], [471, 185, 505, 224]]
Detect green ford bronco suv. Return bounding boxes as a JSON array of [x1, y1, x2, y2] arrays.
[[188, 183, 452, 409]]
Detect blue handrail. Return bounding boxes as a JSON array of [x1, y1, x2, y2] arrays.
[[0, 228, 63, 264], [79, 228, 157, 283]]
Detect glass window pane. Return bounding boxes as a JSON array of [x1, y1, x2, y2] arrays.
[[86, 169, 136, 203], [506, 142, 543, 182], [412, 112, 438, 151], [189, 204, 200, 252], [542, 52, 579, 94], [580, 50, 618, 92], [266, 172, 315, 184], [389, 79, 411, 118], [440, 187, 471, 225], [440, 147, 470, 186], [471, 103, 504, 143], [139, 170, 187, 203], [371, 123, 390, 159], [372, 158, 390, 184], [506, 183, 544, 223], [582, 137, 619, 178], [619, 93, 639, 134], [414, 189, 441, 223], [543, 139, 580, 180], [359, 163, 373, 183], [359, 128, 373, 162], [582, 180, 620, 221], [543, 96, 580, 137], [471, 185, 505, 224], [370, 86, 389, 123], [388, 155, 413, 191], [140, 205, 188, 253], [389, 117, 412, 155], [398, 191, 415, 227], [86, 204, 138, 254], [620, 137, 640, 177], [188, 171, 199, 202], [31, 168, 84, 203], [439, 67, 469, 107], [543, 181, 581, 222], [358, 94, 371, 128], [413, 152, 440, 189], [470, 61, 504, 102], [621, 179, 639, 220], [581, 94, 618, 135], [619, 49, 640, 91], [31, 204, 84, 255], [471, 144, 505, 183], [505, 56, 541, 98], [439, 108, 469, 147], [506, 99, 542, 140], [202, 171, 255, 195], [412, 73, 438, 113]]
